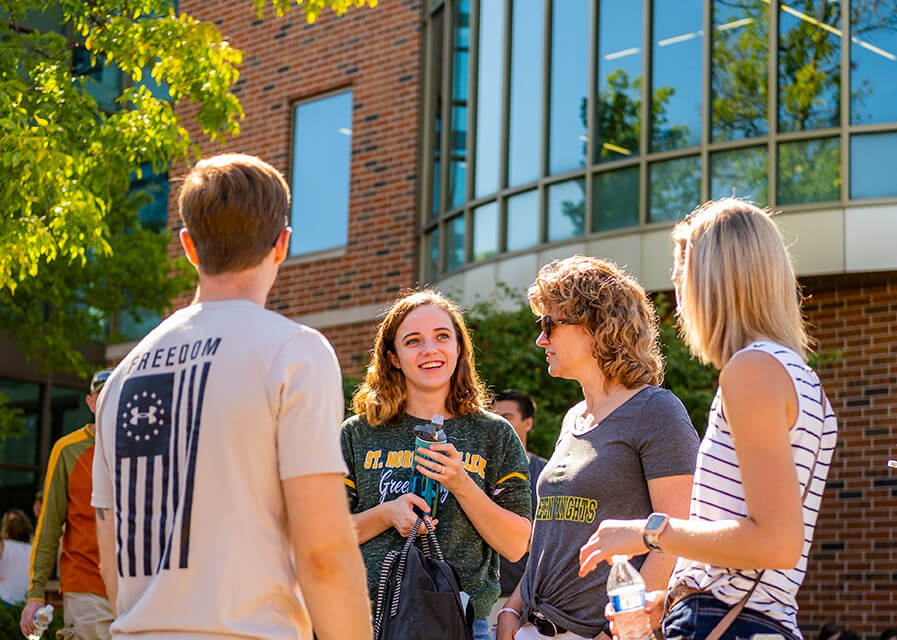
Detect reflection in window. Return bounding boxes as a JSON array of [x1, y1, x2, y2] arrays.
[[593, 168, 639, 232], [850, 0, 897, 125], [651, 0, 702, 151], [445, 215, 466, 272], [507, 190, 540, 251], [777, 138, 840, 204], [449, 0, 471, 209], [290, 91, 352, 255], [649, 156, 701, 222], [52, 386, 93, 436], [0, 380, 40, 489], [131, 165, 170, 233], [710, 147, 769, 205], [778, 0, 841, 132], [508, 0, 543, 187], [431, 9, 444, 215], [425, 229, 440, 281], [475, 0, 503, 198], [711, 0, 768, 142], [549, 0, 589, 175], [547, 179, 585, 242], [596, 1, 642, 163], [473, 202, 499, 261], [850, 133, 897, 199], [73, 48, 123, 113]]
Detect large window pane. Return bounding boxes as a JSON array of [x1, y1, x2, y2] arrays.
[[593, 167, 639, 232], [431, 9, 445, 215], [595, 1, 642, 162], [508, 0, 543, 186], [473, 202, 499, 261], [777, 138, 840, 204], [53, 385, 93, 436], [549, 0, 589, 175], [547, 179, 585, 242], [449, 0, 471, 209], [290, 91, 352, 255], [445, 215, 466, 272], [711, 0, 769, 142], [475, 0, 504, 198], [649, 156, 701, 222], [778, 1, 841, 132], [850, 133, 897, 199], [850, 0, 897, 125], [651, 0, 702, 151], [710, 146, 769, 205], [425, 228, 440, 281], [507, 190, 540, 251], [0, 380, 41, 489]]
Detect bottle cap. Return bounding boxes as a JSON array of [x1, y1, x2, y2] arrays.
[[611, 555, 628, 563]]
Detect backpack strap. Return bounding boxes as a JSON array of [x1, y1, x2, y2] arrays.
[[418, 516, 445, 562], [373, 550, 400, 640]]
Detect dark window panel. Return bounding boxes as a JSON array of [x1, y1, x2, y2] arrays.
[[777, 137, 840, 204], [710, 146, 769, 206], [425, 228, 441, 281], [475, 0, 503, 198], [449, 0, 471, 209], [431, 9, 445, 216], [473, 202, 499, 261], [445, 215, 466, 272], [592, 167, 639, 232], [547, 179, 585, 242], [649, 156, 701, 222], [506, 190, 540, 251]]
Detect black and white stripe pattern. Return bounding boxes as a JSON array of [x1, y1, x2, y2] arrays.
[[670, 341, 837, 638]]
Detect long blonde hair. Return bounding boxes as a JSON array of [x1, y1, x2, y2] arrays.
[[351, 290, 489, 426], [672, 198, 809, 369]]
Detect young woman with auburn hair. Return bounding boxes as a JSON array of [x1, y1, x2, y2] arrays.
[[497, 256, 699, 640], [342, 290, 532, 640], [579, 199, 838, 640]]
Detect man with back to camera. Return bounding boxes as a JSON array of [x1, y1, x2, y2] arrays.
[[90, 154, 372, 639], [21, 368, 115, 640], [488, 390, 548, 630]]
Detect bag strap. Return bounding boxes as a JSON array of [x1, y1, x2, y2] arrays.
[[704, 381, 826, 640]]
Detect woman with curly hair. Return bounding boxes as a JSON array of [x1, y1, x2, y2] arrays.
[[342, 289, 532, 640], [497, 256, 699, 640]]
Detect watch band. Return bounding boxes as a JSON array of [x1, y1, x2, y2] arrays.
[[642, 512, 669, 552]]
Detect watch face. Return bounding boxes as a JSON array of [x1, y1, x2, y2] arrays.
[[645, 513, 667, 531]]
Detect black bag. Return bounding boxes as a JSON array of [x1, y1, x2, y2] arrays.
[[373, 517, 474, 640]]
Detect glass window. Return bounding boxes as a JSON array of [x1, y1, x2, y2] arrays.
[[290, 91, 352, 255], [118, 308, 163, 343], [52, 385, 93, 436], [850, 0, 897, 125], [473, 202, 499, 261], [649, 156, 701, 222], [0, 380, 41, 489], [547, 179, 585, 242], [850, 133, 897, 199], [131, 165, 170, 233], [777, 137, 840, 204], [431, 9, 445, 215], [595, 1, 642, 163], [592, 167, 639, 232], [711, 0, 769, 142], [778, 0, 841, 132], [445, 214, 466, 271], [710, 146, 769, 205], [475, 0, 504, 198], [425, 228, 440, 281], [508, 0, 543, 187], [449, 0, 471, 209], [549, 0, 589, 175], [72, 49, 124, 113], [651, 0, 702, 151], [506, 190, 540, 251]]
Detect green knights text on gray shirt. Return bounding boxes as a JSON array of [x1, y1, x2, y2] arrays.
[[341, 410, 532, 620]]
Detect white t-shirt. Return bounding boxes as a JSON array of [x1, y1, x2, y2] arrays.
[[92, 300, 348, 639], [0, 539, 31, 604]]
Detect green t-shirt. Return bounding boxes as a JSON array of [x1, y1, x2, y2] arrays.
[[341, 410, 532, 620]]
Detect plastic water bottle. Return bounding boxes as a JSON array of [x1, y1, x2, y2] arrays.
[[410, 414, 446, 518], [28, 604, 54, 640], [607, 555, 651, 640]]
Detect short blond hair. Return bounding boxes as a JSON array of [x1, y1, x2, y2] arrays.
[[672, 198, 809, 369], [527, 256, 663, 388]]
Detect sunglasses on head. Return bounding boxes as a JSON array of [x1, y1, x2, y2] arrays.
[[537, 314, 574, 338]]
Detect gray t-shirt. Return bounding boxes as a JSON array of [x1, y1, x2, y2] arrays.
[[520, 386, 699, 637]]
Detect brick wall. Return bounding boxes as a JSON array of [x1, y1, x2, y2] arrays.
[[172, 0, 422, 320], [800, 273, 897, 636]]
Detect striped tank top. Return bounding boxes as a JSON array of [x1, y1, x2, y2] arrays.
[[668, 341, 837, 637]]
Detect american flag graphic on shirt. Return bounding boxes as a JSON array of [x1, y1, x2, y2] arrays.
[[114, 363, 211, 577]]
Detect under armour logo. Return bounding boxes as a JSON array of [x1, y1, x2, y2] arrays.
[[130, 405, 158, 425]]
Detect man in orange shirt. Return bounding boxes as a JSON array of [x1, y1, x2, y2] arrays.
[[21, 369, 114, 640]]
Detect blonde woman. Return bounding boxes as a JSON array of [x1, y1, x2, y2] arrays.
[[497, 256, 699, 640], [342, 290, 532, 640], [580, 199, 838, 640]]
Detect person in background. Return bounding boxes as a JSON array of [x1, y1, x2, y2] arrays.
[[580, 199, 838, 640], [487, 390, 548, 630], [0, 508, 33, 605], [20, 368, 114, 639]]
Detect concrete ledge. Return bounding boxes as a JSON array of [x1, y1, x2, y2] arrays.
[[292, 301, 387, 330]]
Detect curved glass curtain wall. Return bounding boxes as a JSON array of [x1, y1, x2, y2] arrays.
[[421, 0, 897, 279]]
